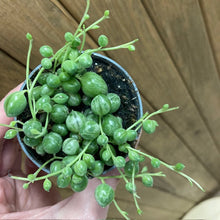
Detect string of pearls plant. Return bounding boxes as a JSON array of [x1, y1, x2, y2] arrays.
[[0, 0, 204, 219]]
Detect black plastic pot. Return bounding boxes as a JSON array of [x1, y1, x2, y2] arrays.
[[16, 53, 143, 173]]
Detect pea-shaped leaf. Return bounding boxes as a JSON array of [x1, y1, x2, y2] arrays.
[[26, 33, 32, 41], [66, 111, 86, 133], [118, 143, 129, 153], [82, 140, 99, 155], [36, 143, 45, 156], [62, 78, 81, 94], [142, 174, 153, 187], [125, 182, 136, 193], [52, 124, 69, 137], [68, 93, 81, 107], [41, 58, 52, 70], [62, 167, 73, 177], [91, 94, 111, 116], [64, 32, 74, 42], [42, 132, 63, 154], [37, 73, 49, 85], [52, 93, 69, 104], [107, 93, 121, 113], [95, 183, 114, 207], [62, 138, 79, 155], [71, 174, 84, 185], [4, 91, 27, 117], [4, 129, 18, 139], [46, 73, 61, 88], [113, 128, 127, 145], [97, 134, 108, 146], [126, 130, 137, 142], [32, 86, 42, 100], [99, 144, 116, 166], [79, 72, 108, 98], [40, 84, 54, 97], [79, 120, 100, 140], [128, 150, 141, 162], [57, 173, 71, 188], [84, 108, 99, 123], [174, 163, 185, 171], [68, 49, 79, 61], [72, 37, 81, 48], [78, 53, 93, 69], [98, 35, 109, 47], [124, 161, 139, 178], [83, 154, 95, 169], [71, 175, 88, 192], [90, 160, 104, 177], [43, 178, 52, 192], [39, 45, 53, 58], [73, 160, 87, 177], [62, 60, 78, 76], [50, 160, 64, 174], [23, 119, 43, 138], [51, 104, 69, 124], [101, 149, 111, 162], [23, 136, 42, 147], [151, 158, 161, 168], [142, 120, 158, 134], [102, 114, 122, 136], [36, 95, 50, 111], [58, 71, 70, 82], [62, 155, 77, 166], [114, 156, 126, 168]]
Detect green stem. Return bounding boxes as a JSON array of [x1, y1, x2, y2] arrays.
[[112, 199, 130, 220], [80, 26, 86, 53], [132, 166, 142, 215], [29, 42, 71, 95], [74, 0, 90, 37], [76, 13, 109, 39], [135, 172, 166, 178], [100, 39, 138, 51], [9, 175, 29, 181], [11, 142, 91, 183], [0, 123, 23, 132], [34, 141, 91, 182], [128, 147, 204, 191], [33, 156, 63, 177], [100, 178, 105, 184], [53, 42, 71, 62], [0, 124, 18, 129], [53, 58, 58, 73], [25, 38, 36, 120], [106, 145, 129, 184], [117, 168, 129, 183], [127, 112, 149, 131], [62, 45, 71, 64], [86, 39, 138, 55], [29, 67, 45, 109], [98, 175, 123, 180], [15, 121, 24, 125], [143, 106, 179, 122], [127, 106, 179, 131], [98, 172, 165, 180], [99, 115, 104, 135]]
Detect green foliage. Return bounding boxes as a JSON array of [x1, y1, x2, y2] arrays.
[[40, 45, 53, 58], [4, 91, 27, 117], [2, 1, 203, 220], [95, 183, 114, 207]]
